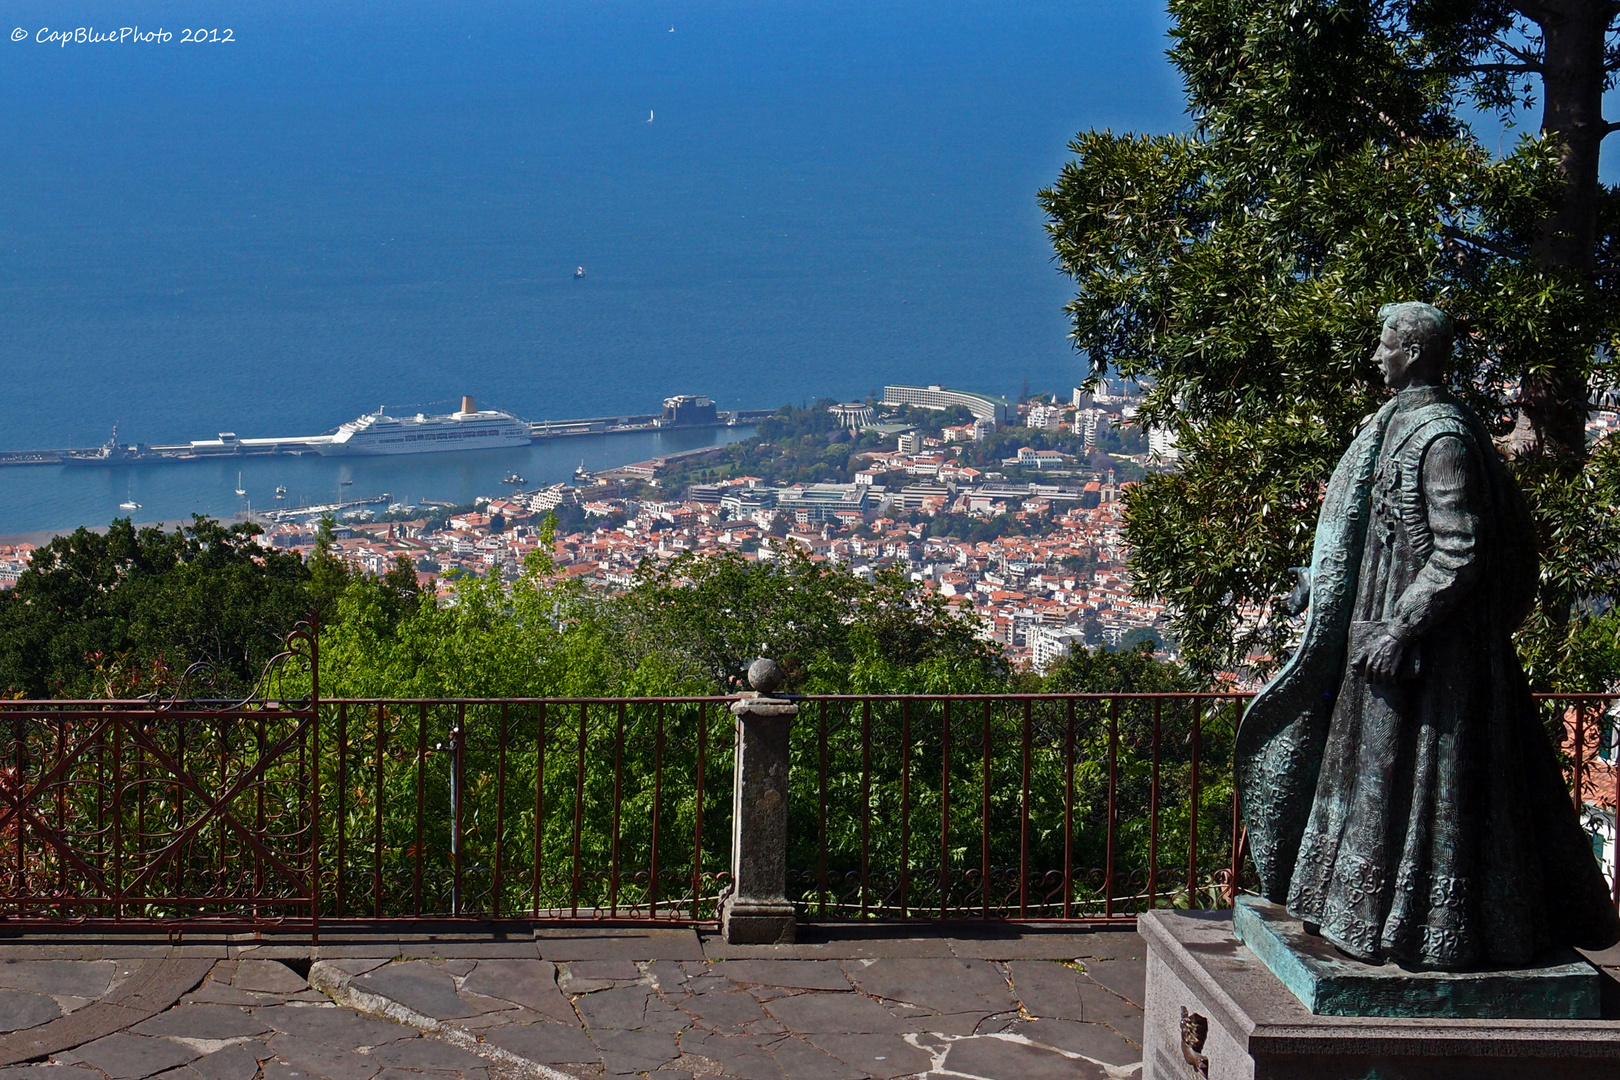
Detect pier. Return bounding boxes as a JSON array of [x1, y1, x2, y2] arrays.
[[0, 405, 776, 467]]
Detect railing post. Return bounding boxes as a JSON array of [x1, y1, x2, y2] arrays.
[[721, 658, 798, 945]]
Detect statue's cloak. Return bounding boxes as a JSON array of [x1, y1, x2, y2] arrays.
[[1237, 401, 1395, 902]]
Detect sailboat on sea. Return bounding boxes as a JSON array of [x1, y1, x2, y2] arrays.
[[119, 481, 140, 511], [235, 472, 246, 496]]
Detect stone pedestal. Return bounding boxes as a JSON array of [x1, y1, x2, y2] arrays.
[[719, 693, 797, 945], [1233, 896, 1600, 1019], [1140, 909, 1620, 1080]]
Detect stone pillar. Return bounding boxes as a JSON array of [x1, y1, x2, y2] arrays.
[[720, 658, 798, 945]]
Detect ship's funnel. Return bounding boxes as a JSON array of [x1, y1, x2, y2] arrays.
[[461, 395, 476, 415]]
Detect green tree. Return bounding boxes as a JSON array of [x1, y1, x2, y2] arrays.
[[1040, 0, 1620, 685], [577, 548, 1008, 695], [306, 514, 353, 622], [0, 517, 311, 697]]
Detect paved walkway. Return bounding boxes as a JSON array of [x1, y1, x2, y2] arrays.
[[0, 926, 1147, 1080]]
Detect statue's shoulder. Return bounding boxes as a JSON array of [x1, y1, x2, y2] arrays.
[[1396, 396, 1482, 460]]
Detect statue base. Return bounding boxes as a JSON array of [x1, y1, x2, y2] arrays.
[[1140, 908, 1620, 1080], [1233, 896, 1601, 1019]]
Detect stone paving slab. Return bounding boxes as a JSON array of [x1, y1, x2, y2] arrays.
[[0, 959, 214, 1068], [699, 931, 955, 962], [936, 1033, 1112, 1080], [942, 928, 1140, 962], [0, 930, 1146, 1079], [1073, 953, 1145, 1009], [715, 962, 853, 991], [840, 958, 1017, 1018], [0, 964, 116, 1001], [537, 930, 703, 963]]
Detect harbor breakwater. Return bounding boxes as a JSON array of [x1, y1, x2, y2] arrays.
[[0, 406, 777, 468]]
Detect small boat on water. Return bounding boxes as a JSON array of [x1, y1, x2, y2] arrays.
[[119, 499, 140, 511], [574, 266, 585, 279], [504, 473, 525, 485], [340, 479, 354, 486], [235, 471, 246, 496], [274, 485, 287, 501]]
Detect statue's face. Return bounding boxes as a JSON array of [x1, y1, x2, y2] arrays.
[[1374, 324, 1426, 389]]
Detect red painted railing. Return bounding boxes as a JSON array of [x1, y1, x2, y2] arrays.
[[0, 689, 1611, 931]]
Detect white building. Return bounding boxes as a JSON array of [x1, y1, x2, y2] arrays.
[[1014, 447, 1065, 469], [1076, 408, 1104, 449], [882, 384, 1013, 426], [1029, 625, 1082, 671], [1026, 402, 1065, 431], [828, 402, 875, 431], [1148, 425, 1180, 462]]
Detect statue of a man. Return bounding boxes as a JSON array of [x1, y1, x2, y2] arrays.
[[1237, 302, 1620, 970]]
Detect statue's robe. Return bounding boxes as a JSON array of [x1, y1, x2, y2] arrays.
[[1238, 385, 1620, 969]]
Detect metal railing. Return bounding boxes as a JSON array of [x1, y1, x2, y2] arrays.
[[0, 689, 1612, 931]]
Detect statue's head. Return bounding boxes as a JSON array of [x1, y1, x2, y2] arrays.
[[1375, 302, 1452, 389]]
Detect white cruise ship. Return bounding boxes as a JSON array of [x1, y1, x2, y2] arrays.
[[316, 397, 531, 456]]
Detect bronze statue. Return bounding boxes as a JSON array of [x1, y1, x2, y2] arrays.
[[1237, 302, 1619, 970]]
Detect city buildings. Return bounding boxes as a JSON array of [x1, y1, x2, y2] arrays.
[[253, 439, 1171, 672]]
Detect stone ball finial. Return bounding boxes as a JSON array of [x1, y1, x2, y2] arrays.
[[747, 657, 785, 695]]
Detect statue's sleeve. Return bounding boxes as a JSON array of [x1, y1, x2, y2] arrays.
[[1390, 434, 1481, 640]]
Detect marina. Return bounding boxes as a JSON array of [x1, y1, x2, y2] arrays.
[[0, 395, 774, 468]]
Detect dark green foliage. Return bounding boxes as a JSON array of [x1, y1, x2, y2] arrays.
[[1041, 0, 1620, 683], [570, 548, 1010, 695], [660, 424, 888, 492], [924, 510, 1063, 543], [0, 517, 312, 697], [1042, 639, 1199, 694], [755, 400, 841, 442], [306, 515, 353, 622]]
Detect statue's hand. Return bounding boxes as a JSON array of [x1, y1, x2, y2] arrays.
[[1354, 630, 1406, 683], [1284, 567, 1312, 617]]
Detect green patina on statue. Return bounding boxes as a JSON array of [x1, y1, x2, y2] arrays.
[[1237, 302, 1620, 971]]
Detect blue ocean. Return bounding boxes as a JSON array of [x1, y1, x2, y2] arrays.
[[0, 1, 1186, 534]]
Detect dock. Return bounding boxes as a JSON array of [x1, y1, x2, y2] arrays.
[[0, 406, 776, 467]]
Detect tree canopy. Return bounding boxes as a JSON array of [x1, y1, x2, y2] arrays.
[[0, 517, 312, 698], [1041, 0, 1620, 686]]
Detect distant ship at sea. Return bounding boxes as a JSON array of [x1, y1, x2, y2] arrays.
[[317, 396, 531, 457]]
